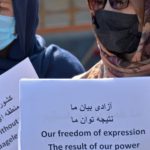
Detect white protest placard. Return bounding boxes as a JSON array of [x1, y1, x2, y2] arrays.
[[0, 58, 38, 150], [20, 78, 150, 150]]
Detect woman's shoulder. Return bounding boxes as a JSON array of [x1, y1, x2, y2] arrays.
[[43, 44, 85, 78], [73, 61, 101, 79]]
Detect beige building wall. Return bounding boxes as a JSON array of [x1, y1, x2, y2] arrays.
[[39, 0, 91, 28]]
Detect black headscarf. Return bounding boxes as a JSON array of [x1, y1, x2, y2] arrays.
[[0, 0, 85, 78]]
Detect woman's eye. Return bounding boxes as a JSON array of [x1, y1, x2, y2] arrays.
[[97, 0, 104, 5], [116, 0, 127, 4], [116, 0, 128, 8]]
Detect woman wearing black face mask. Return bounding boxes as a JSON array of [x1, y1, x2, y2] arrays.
[[0, 0, 85, 78], [74, 0, 150, 78]]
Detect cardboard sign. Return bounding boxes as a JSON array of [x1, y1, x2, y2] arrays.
[[0, 58, 38, 150], [20, 78, 150, 150]]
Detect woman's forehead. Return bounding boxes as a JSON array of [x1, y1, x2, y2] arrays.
[[0, 0, 12, 2]]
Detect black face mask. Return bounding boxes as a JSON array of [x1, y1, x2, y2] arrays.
[[94, 10, 142, 54]]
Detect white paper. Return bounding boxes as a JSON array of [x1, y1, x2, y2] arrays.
[[20, 78, 150, 150], [0, 58, 38, 150]]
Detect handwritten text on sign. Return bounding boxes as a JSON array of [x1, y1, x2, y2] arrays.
[[0, 58, 38, 150]]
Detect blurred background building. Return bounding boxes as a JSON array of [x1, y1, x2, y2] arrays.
[[38, 0, 100, 70]]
